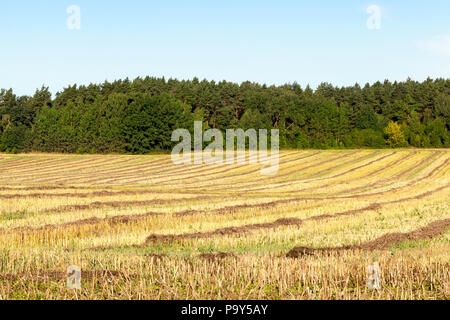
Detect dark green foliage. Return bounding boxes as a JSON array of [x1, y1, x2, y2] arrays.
[[121, 94, 193, 153], [0, 125, 31, 153], [344, 129, 386, 148], [356, 105, 380, 130], [0, 77, 448, 153]]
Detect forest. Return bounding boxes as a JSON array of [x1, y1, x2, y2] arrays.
[[0, 77, 449, 154]]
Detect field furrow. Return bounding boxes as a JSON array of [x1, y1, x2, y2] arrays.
[[0, 150, 448, 300]]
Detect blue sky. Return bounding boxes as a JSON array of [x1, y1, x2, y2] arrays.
[[1, 0, 449, 96]]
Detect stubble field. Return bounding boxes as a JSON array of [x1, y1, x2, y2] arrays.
[[0, 149, 448, 300]]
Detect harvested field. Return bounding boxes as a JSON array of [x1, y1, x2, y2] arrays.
[[0, 150, 449, 300]]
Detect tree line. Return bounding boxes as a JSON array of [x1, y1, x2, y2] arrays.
[[0, 77, 449, 154]]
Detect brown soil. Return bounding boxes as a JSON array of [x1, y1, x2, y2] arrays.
[[2, 211, 161, 234], [178, 176, 449, 217], [0, 158, 59, 171], [298, 153, 447, 199], [25, 157, 170, 185], [144, 182, 449, 244], [2, 181, 446, 238], [43, 195, 215, 213], [318, 152, 397, 180], [4, 157, 114, 176], [198, 252, 236, 261], [8, 158, 114, 181], [287, 218, 450, 257], [0, 270, 130, 281], [0, 188, 201, 199], [337, 151, 440, 195], [160, 152, 322, 190], [145, 205, 383, 244], [210, 151, 361, 191], [4, 180, 444, 239], [127, 150, 287, 181], [294, 152, 398, 193], [304, 151, 379, 179], [145, 217, 304, 244], [123, 151, 306, 185], [144, 253, 168, 260], [363, 151, 418, 178], [0, 185, 78, 191], [280, 151, 418, 195], [86, 153, 233, 185], [7, 155, 443, 201], [3, 159, 65, 173], [263, 150, 361, 180], [45, 158, 141, 184], [81, 158, 176, 184]]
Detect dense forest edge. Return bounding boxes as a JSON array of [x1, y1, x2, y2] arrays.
[[0, 77, 449, 154]]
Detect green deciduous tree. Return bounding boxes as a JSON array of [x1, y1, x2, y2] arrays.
[[384, 121, 408, 148]]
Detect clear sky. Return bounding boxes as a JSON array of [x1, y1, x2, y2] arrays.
[[1, 0, 449, 96]]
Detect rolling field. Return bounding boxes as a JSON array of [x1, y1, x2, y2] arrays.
[[0, 149, 449, 300]]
